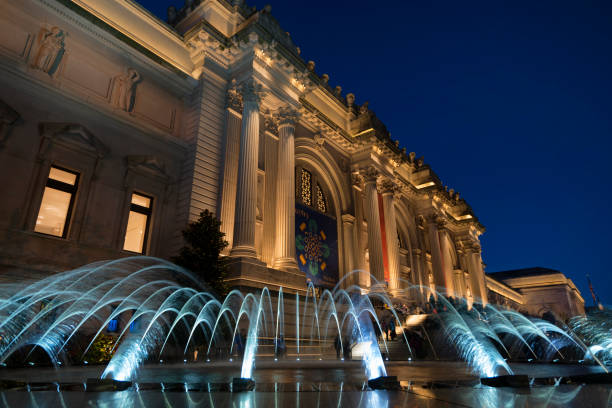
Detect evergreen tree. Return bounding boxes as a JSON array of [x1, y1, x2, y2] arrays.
[[172, 210, 229, 297]]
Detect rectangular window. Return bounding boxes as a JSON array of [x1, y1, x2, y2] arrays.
[[123, 193, 152, 253], [35, 166, 79, 238]]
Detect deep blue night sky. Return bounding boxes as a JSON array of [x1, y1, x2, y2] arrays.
[[138, 0, 612, 306]]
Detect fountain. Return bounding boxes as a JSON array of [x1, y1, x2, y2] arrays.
[[0, 256, 609, 396]]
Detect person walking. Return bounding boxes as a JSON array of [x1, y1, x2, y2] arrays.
[[334, 334, 342, 359]]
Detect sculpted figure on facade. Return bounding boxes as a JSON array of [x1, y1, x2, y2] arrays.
[[31, 27, 65, 75], [112, 68, 141, 112], [313, 132, 325, 150], [167, 6, 177, 25]]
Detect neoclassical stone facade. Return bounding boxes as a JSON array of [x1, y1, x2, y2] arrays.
[[0, 0, 579, 317]]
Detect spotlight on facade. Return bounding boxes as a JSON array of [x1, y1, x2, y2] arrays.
[[232, 377, 255, 392]]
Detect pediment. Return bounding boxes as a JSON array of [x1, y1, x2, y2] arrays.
[[39, 123, 109, 158], [126, 155, 168, 180]]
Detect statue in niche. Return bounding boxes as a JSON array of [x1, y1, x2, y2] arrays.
[[111, 68, 141, 112], [31, 27, 65, 75]]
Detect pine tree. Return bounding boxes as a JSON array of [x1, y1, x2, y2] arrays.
[[172, 210, 229, 297]]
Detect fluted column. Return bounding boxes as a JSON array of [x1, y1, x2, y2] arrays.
[[465, 245, 482, 303], [341, 214, 356, 286], [351, 174, 368, 288], [231, 80, 263, 259], [412, 248, 425, 303], [426, 216, 446, 296], [472, 245, 488, 306], [438, 228, 456, 297], [361, 167, 385, 286], [381, 180, 401, 293], [273, 107, 300, 271], [219, 81, 243, 254]]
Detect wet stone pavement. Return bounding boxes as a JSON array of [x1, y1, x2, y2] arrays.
[[0, 361, 610, 407]]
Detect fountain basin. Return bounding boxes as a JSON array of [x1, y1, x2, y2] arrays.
[[232, 377, 255, 392], [566, 372, 612, 384], [480, 375, 529, 388], [86, 378, 132, 392], [367, 375, 401, 390]]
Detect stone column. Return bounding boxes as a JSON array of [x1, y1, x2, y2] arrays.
[[351, 174, 368, 288], [426, 215, 446, 296], [230, 80, 263, 259], [380, 180, 401, 293], [465, 245, 482, 304], [219, 82, 243, 254], [341, 214, 356, 286], [412, 248, 425, 303], [438, 228, 456, 298], [273, 107, 300, 271], [472, 245, 488, 306], [361, 167, 385, 286]]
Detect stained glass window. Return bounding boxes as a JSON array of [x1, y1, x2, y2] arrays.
[[316, 184, 327, 213], [300, 169, 312, 206]]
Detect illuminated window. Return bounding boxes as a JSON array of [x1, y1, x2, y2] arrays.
[[35, 166, 79, 238], [316, 183, 327, 213], [300, 169, 312, 206], [123, 193, 152, 253]]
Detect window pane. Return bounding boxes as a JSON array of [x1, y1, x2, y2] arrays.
[[131, 193, 151, 208], [123, 211, 148, 253], [35, 187, 72, 237], [49, 167, 77, 185]]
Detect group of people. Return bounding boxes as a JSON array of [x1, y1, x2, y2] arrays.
[[379, 318, 397, 341], [333, 335, 353, 360]]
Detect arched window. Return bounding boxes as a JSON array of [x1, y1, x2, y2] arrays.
[[300, 168, 312, 206], [296, 166, 329, 214], [316, 183, 327, 213]]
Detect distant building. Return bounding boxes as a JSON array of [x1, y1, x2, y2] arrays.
[[486, 267, 585, 321]]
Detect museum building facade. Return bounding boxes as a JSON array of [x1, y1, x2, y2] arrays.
[[1, 0, 571, 313]]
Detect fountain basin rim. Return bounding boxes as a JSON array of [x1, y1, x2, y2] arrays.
[[367, 375, 401, 390], [480, 375, 529, 388], [232, 377, 255, 392]]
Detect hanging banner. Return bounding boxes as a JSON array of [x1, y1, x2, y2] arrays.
[[378, 193, 390, 282], [295, 203, 339, 288]]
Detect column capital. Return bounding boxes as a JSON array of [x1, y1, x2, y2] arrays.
[[240, 78, 266, 104], [379, 178, 400, 196], [275, 106, 300, 127], [341, 213, 356, 224], [226, 78, 243, 112], [351, 172, 363, 189], [425, 213, 446, 229], [359, 165, 379, 184]]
